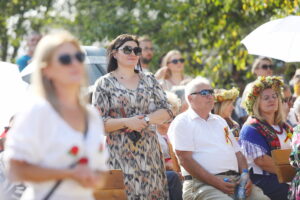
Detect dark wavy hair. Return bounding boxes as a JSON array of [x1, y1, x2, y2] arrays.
[[107, 34, 140, 73]]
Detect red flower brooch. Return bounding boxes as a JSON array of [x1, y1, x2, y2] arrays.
[[69, 146, 79, 156]]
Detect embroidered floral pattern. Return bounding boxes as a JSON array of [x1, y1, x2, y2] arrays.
[[224, 127, 232, 145]]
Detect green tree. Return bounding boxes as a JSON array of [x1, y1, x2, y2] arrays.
[[73, 0, 300, 88], [0, 0, 55, 61]]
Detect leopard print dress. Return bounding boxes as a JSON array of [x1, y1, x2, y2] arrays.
[[92, 71, 170, 200]]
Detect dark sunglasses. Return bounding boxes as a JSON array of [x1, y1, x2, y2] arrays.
[[118, 46, 142, 56], [191, 89, 214, 96], [58, 52, 85, 65], [168, 58, 185, 64], [261, 64, 273, 70]]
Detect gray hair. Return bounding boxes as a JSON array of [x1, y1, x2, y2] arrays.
[[184, 76, 211, 105]]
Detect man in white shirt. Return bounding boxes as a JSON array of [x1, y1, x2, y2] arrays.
[[168, 77, 269, 200]]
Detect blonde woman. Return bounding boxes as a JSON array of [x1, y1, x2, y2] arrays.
[[240, 76, 291, 200], [214, 88, 240, 137], [155, 50, 191, 90], [5, 31, 108, 200]]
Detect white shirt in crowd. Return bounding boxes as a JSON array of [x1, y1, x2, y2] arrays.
[[4, 98, 108, 200], [168, 108, 241, 176]]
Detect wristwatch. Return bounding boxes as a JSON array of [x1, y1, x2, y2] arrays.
[[144, 115, 150, 125]]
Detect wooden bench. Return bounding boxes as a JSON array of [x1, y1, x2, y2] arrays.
[[271, 149, 296, 183], [94, 169, 127, 200]]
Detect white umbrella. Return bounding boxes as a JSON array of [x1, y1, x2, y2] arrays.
[[241, 15, 300, 62]]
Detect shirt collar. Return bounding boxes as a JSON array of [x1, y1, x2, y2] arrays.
[[187, 108, 217, 121]]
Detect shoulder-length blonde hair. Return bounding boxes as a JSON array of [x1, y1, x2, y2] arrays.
[[31, 30, 87, 112], [214, 100, 233, 118], [252, 89, 284, 125], [161, 50, 183, 80]]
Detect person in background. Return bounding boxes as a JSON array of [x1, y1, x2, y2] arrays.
[[138, 36, 154, 72], [155, 50, 192, 91], [0, 117, 26, 200], [290, 97, 300, 127], [16, 32, 42, 72], [92, 34, 172, 199], [237, 57, 274, 126], [171, 85, 189, 113], [168, 76, 268, 200], [240, 76, 291, 200], [156, 91, 183, 200], [5, 30, 108, 200], [214, 88, 240, 137], [282, 84, 296, 126]]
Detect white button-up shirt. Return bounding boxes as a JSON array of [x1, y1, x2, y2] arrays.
[[168, 108, 241, 176]]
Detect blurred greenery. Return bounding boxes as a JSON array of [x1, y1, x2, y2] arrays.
[[1, 0, 300, 89]]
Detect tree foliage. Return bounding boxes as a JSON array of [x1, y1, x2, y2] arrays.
[[1, 0, 300, 88], [73, 0, 300, 88]]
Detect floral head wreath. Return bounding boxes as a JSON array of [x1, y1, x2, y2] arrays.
[[214, 88, 239, 102], [243, 76, 284, 115]]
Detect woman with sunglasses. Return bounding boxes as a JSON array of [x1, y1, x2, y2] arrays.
[[92, 34, 173, 199], [4, 31, 108, 200], [239, 76, 291, 200], [155, 50, 192, 91], [214, 88, 240, 137]]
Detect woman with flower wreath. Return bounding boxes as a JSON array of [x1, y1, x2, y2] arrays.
[[214, 88, 240, 137], [239, 76, 292, 200], [4, 31, 108, 200]]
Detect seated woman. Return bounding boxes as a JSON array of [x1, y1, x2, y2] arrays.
[[239, 76, 292, 200], [156, 91, 182, 200], [155, 50, 192, 91], [214, 88, 240, 137]]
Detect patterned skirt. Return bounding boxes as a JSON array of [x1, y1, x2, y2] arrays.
[[106, 129, 169, 200]]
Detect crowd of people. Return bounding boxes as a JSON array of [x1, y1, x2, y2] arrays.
[[1, 29, 300, 200]]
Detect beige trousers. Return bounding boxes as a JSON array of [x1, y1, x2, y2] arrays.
[[182, 174, 270, 200]]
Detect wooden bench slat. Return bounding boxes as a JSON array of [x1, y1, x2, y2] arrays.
[[271, 149, 291, 165], [271, 149, 296, 183], [94, 189, 127, 200], [94, 169, 127, 200]]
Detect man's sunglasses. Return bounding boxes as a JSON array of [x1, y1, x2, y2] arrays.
[[118, 46, 142, 56], [191, 89, 214, 96], [58, 52, 85, 65], [261, 64, 273, 70], [168, 58, 185, 64]]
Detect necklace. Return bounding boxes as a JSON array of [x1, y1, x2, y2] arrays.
[[271, 125, 284, 135], [264, 121, 284, 135]]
